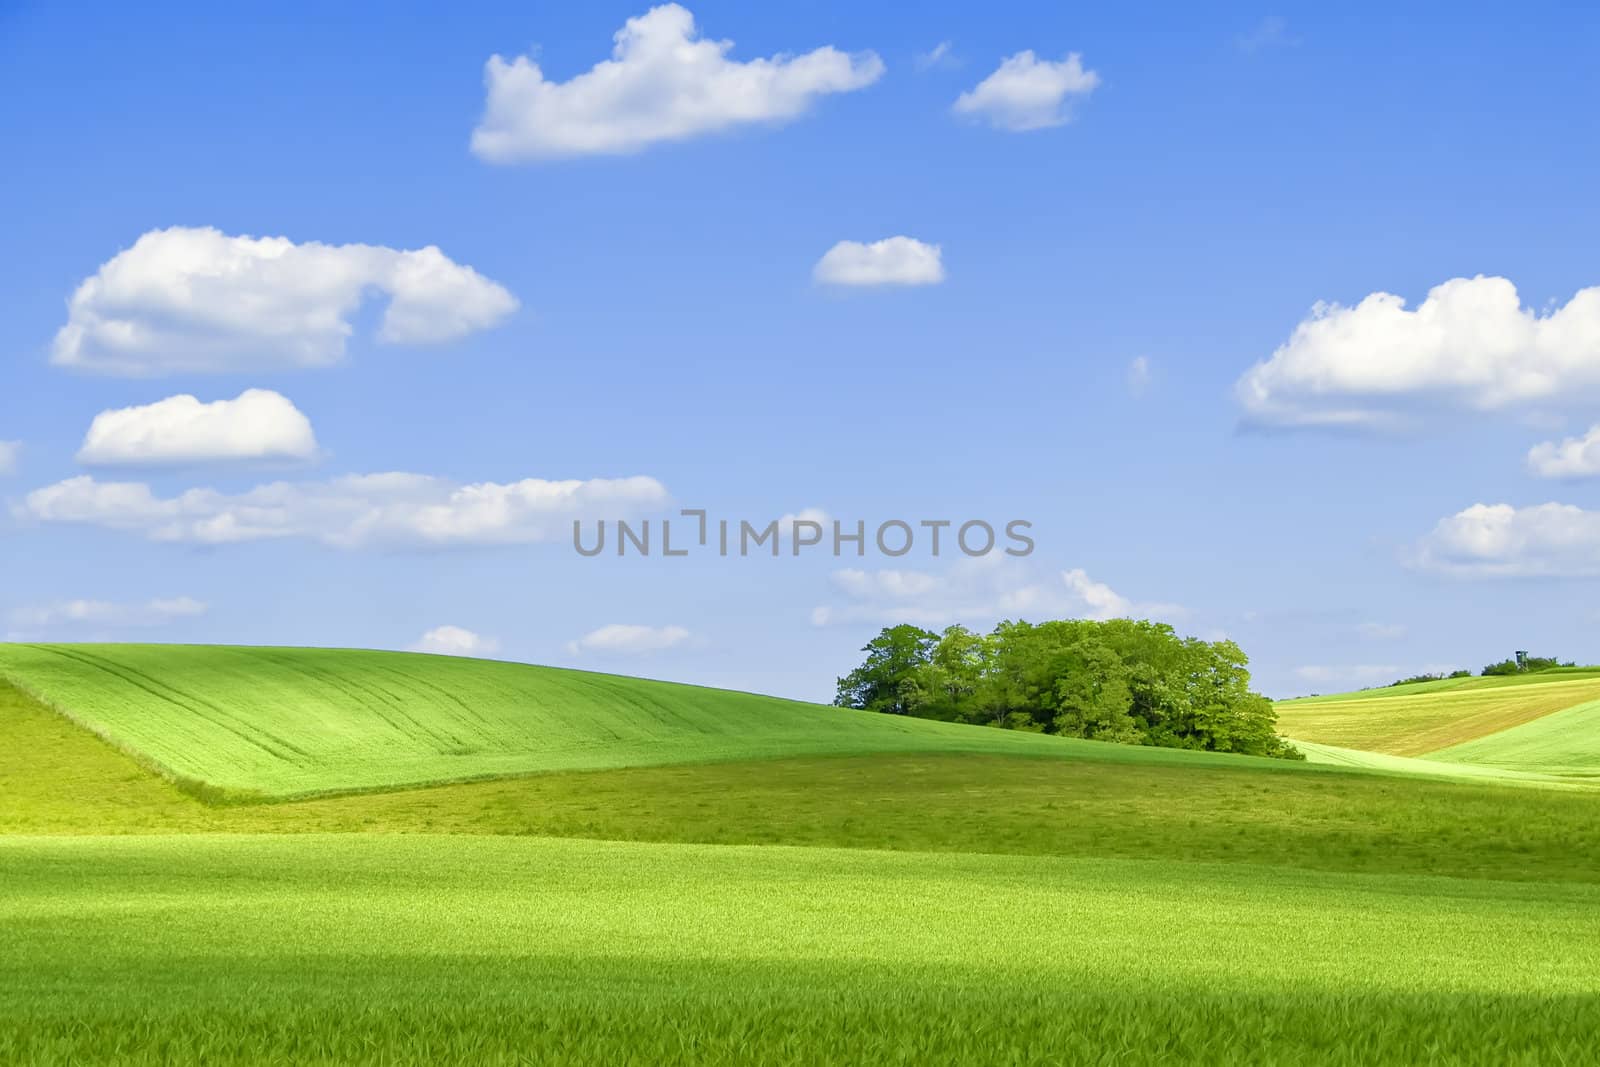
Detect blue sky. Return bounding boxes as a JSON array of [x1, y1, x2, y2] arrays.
[[3, 2, 1599, 699]]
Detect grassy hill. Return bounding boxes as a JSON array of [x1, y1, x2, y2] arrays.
[[1275, 670, 1600, 766], [6, 642, 1598, 802], [1279, 739, 1595, 788], [1432, 697, 1600, 779], [8, 644, 1600, 1062], [0, 642, 1139, 800], [6, 677, 1600, 883]]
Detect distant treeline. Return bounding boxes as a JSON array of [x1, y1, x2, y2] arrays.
[[1388, 655, 1576, 687], [834, 619, 1301, 760], [1481, 655, 1574, 676]]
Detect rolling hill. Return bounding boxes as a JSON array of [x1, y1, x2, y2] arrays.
[[7, 643, 1599, 801], [8, 674, 1600, 884], [1274, 670, 1600, 754], [1276, 669, 1600, 782], [1431, 697, 1600, 778], [8, 644, 1600, 1063], [0, 642, 1254, 800]]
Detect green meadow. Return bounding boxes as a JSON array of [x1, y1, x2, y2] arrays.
[[0, 642, 1122, 799], [6, 834, 1600, 1065], [1431, 697, 1600, 778], [5, 645, 1600, 1064]]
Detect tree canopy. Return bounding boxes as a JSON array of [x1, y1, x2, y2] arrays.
[[834, 619, 1301, 760], [1481, 655, 1573, 677]]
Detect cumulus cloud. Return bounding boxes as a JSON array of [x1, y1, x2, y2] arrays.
[[76, 389, 319, 468], [1528, 424, 1600, 479], [409, 625, 501, 658], [1059, 568, 1137, 619], [810, 557, 1181, 628], [18, 472, 667, 548], [1413, 501, 1600, 577], [10, 596, 206, 629], [53, 226, 518, 376], [814, 237, 944, 287], [566, 623, 690, 656], [1236, 276, 1600, 427], [952, 51, 1099, 131], [0, 441, 18, 476], [471, 4, 883, 162]]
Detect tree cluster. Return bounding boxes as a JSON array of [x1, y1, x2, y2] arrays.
[[834, 619, 1301, 760], [1481, 655, 1573, 677], [1388, 669, 1472, 687]]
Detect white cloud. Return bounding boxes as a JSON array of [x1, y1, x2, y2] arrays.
[[777, 507, 831, 539], [77, 389, 319, 468], [1237, 17, 1300, 53], [1127, 356, 1153, 396], [810, 557, 1181, 628], [566, 623, 690, 656], [1413, 501, 1600, 577], [814, 237, 944, 287], [0, 441, 18, 476], [915, 41, 958, 71], [952, 51, 1099, 131], [1528, 424, 1600, 479], [1060, 568, 1134, 619], [10, 596, 205, 629], [409, 625, 500, 658], [53, 226, 518, 376], [18, 472, 667, 548], [1235, 276, 1600, 427], [471, 4, 883, 162]]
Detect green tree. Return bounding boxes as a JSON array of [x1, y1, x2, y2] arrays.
[[1482, 655, 1572, 676], [833, 625, 939, 716], [903, 626, 991, 722], [1052, 638, 1138, 743], [834, 616, 1300, 760]]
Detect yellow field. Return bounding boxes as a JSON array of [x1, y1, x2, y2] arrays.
[[1275, 675, 1600, 756]]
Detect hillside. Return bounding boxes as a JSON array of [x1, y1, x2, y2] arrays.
[[9, 645, 1600, 1064], [10, 663, 1600, 884], [1431, 697, 1600, 779], [1275, 671, 1600, 761], [0, 642, 1194, 800], [8, 643, 1600, 801]]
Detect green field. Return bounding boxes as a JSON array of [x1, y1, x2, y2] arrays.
[[9, 679, 1600, 883], [6, 645, 1600, 1064], [1432, 697, 1600, 778], [1282, 738, 1594, 788], [1275, 671, 1600, 760], [0, 643, 1121, 799], [5, 834, 1599, 1065]]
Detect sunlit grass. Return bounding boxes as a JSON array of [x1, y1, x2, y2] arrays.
[[1434, 697, 1600, 777], [0, 643, 1296, 800], [4, 834, 1599, 1065], [1276, 673, 1600, 758], [8, 681, 1600, 883], [9, 651, 1600, 1064]]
